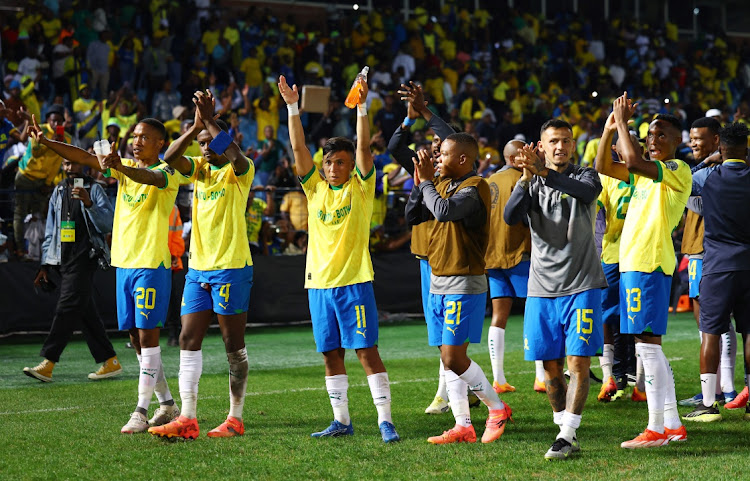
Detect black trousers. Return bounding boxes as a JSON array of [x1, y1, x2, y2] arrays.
[[39, 256, 116, 364]]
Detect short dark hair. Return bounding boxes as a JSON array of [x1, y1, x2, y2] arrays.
[[46, 105, 65, 119], [216, 119, 229, 132], [719, 122, 750, 149], [654, 113, 682, 132], [540, 118, 573, 138], [445, 132, 479, 160], [138, 118, 167, 141], [323, 137, 355, 159], [691, 117, 721, 134]]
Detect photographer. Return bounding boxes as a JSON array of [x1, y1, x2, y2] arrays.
[[23, 159, 121, 382]]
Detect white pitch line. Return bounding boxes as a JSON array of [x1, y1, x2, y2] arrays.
[[0, 377, 437, 416]]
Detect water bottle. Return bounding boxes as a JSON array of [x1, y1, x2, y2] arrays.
[[344, 66, 369, 109]]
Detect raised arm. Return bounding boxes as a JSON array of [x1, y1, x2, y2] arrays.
[[613, 92, 659, 179], [195, 89, 249, 175], [278, 75, 314, 177], [28, 115, 101, 171], [595, 112, 630, 182], [355, 79, 373, 175]]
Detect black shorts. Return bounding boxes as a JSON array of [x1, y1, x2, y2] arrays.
[[699, 271, 750, 335]]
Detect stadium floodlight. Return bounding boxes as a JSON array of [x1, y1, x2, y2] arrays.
[[664, 98, 670, 104], [591, 91, 599, 98], [353, 3, 359, 10], [693, 7, 700, 15]]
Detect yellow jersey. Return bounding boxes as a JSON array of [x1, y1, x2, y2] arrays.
[[105, 158, 188, 269], [73, 98, 99, 140], [597, 174, 633, 265], [301, 166, 375, 289], [619, 160, 691, 274], [184, 156, 255, 270]]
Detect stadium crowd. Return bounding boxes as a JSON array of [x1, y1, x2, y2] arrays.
[[3, 0, 750, 456]]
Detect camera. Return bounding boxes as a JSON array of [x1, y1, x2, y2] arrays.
[[89, 247, 111, 270]]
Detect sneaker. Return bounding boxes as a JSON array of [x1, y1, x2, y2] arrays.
[[598, 376, 618, 402], [683, 403, 722, 422], [544, 437, 580, 460], [612, 389, 626, 401], [148, 403, 181, 427], [725, 386, 749, 410], [481, 402, 513, 443], [631, 386, 647, 402], [311, 420, 354, 438], [148, 415, 200, 439], [723, 390, 738, 404], [207, 416, 244, 438], [533, 378, 546, 393], [620, 429, 669, 449], [88, 356, 122, 380], [22, 359, 55, 383], [424, 395, 450, 415], [121, 412, 149, 434], [678, 392, 725, 407], [379, 421, 400, 443], [626, 373, 636, 387], [427, 424, 476, 444], [664, 425, 687, 443], [492, 381, 516, 394], [468, 391, 481, 408]]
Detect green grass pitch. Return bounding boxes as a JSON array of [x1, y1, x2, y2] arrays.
[[1, 313, 748, 480]]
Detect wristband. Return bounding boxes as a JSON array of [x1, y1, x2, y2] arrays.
[[357, 103, 367, 117], [208, 130, 233, 156], [402, 116, 415, 127], [287, 103, 299, 116]]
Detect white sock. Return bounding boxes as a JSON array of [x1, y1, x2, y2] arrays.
[[367, 372, 392, 425], [325, 374, 350, 425], [600, 344, 614, 381], [557, 411, 581, 443], [227, 348, 249, 420], [535, 360, 545, 382], [701, 373, 717, 407], [137, 346, 161, 411], [720, 324, 737, 394], [661, 352, 681, 430], [635, 352, 645, 391], [459, 360, 503, 410], [178, 350, 202, 419], [488, 326, 506, 385], [436, 359, 448, 399], [553, 410, 564, 427], [637, 343, 666, 433], [154, 360, 173, 404], [445, 369, 471, 427]]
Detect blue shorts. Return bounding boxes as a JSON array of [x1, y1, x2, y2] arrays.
[[419, 259, 431, 318], [699, 272, 750, 335], [688, 258, 702, 299], [309, 282, 379, 352], [523, 289, 603, 361], [116, 267, 171, 330], [181, 265, 253, 316], [620, 271, 671, 336], [601, 262, 620, 325], [426, 293, 485, 346], [487, 261, 530, 299]]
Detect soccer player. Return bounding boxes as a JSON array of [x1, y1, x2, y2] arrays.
[[407, 133, 512, 445], [389, 82, 458, 414], [148, 91, 254, 439], [485, 139, 531, 394], [682, 122, 750, 422], [678, 117, 740, 408], [596, 93, 689, 448], [278, 74, 400, 443], [593, 128, 642, 402], [28, 115, 185, 434], [505, 119, 606, 460]]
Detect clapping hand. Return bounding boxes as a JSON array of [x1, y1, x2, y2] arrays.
[[413, 148, 435, 184]]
